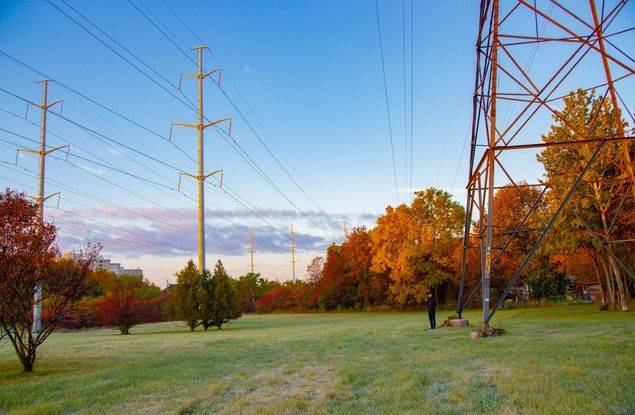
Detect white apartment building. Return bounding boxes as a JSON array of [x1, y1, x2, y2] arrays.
[[93, 256, 143, 278]]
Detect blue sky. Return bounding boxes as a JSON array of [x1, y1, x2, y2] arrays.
[[0, 0, 632, 285]]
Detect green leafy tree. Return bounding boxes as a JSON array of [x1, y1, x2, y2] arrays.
[[236, 272, 270, 313], [203, 260, 241, 329], [168, 260, 202, 331]]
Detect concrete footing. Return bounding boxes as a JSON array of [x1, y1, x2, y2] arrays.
[[447, 318, 469, 327], [470, 326, 505, 339]]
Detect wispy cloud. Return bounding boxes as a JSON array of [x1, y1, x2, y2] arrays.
[[78, 164, 106, 175], [50, 206, 378, 258]]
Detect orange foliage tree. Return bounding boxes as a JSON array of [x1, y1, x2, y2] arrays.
[[316, 244, 356, 309], [490, 183, 551, 291], [371, 188, 464, 306], [538, 89, 633, 310]]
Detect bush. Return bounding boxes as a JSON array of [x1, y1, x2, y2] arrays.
[[97, 288, 144, 334], [255, 287, 296, 313], [49, 303, 98, 330], [138, 294, 167, 324]]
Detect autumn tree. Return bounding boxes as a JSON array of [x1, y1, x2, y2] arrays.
[[537, 89, 633, 311], [316, 244, 356, 310], [168, 260, 202, 330], [305, 256, 324, 286], [371, 188, 464, 306], [0, 189, 99, 372], [97, 284, 143, 334], [298, 256, 322, 308], [340, 227, 387, 308], [255, 286, 295, 312], [491, 183, 555, 295], [369, 204, 412, 304], [452, 231, 482, 308]]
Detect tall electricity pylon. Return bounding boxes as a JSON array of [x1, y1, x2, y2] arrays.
[[249, 227, 255, 274], [171, 45, 231, 271], [456, 0, 634, 327], [290, 224, 298, 281], [18, 79, 68, 332]]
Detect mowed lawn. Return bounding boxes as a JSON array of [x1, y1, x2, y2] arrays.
[[0, 305, 633, 414]]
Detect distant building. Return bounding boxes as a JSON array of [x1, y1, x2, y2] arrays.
[[93, 256, 143, 278], [122, 268, 143, 278], [576, 279, 602, 302]]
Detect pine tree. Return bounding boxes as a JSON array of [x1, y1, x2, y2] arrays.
[[204, 260, 241, 329], [168, 260, 202, 331], [199, 269, 213, 330]]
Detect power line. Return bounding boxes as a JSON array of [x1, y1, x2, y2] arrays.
[[0, 100, 288, 249], [0, 156, 183, 231], [0, 153, 285, 256], [0, 50, 185, 146], [9, 4, 327, 256], [409, 0, 414, 200], [373, 0, 400, 205], [1, 127, 172, 190], [434, 1, 472, 188], [0, 126, 286, 252], [157, 0, 330, 212], [0, 173, 200, 257], [0, 54, 288, 232], [44, 0, 194, 109], [42, 2, 322, 224], [127, 0, 195, 65], [402, 0, 408, 203]]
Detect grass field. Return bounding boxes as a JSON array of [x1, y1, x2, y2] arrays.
[[0, 304, 633, 414]]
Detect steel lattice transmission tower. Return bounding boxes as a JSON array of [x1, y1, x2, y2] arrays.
[[457, 0, 634, 326], [171, 46, 231, 271]]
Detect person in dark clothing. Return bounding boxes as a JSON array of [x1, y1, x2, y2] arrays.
[[426, 293, 437, 329]]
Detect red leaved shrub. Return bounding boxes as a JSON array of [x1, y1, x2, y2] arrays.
[[96, 288, 144, 334], [255, 287, 295, 312], [45, 303, 98, 330]]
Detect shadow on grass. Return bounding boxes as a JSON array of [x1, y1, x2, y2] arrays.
[[131, 324, 248, 337], [0, 364, 60, 379]]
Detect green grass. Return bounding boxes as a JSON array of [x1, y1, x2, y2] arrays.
[[0, 304, 633, 414]]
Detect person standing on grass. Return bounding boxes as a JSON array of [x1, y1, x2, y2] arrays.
[[426, 292, 437, 329]]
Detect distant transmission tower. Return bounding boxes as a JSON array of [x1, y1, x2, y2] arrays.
[[290, 224, 298, 281], [249, 227, 255, 274], [457, 0, 634, 327], [171, 45, 231, 271], [18, 79, 68, 332]]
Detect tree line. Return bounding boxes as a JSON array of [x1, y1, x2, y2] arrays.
[[0, 89, 631, 373], [252, 89, 633, 313]]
